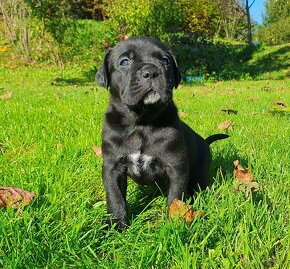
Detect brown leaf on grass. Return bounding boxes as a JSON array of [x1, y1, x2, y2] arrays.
[[221, 109, 238, 115], [178, 111, 188, 118], [211, 81, 222, 89], [229, 99, 235, 104], [0, 91, 12, 100], [261, 85, 271, 91], [102, 40, 111, 49], [245, 97, 258, 102], [217, 120, 233, 131], [56, 93, 62, 100], [234, 160, 253, 183], [51, 81, 58, 86], [93, 146, 102, 158], [0, 187, 35, 208], [169, 198, 204, 224], [273, 100, 286, 107]]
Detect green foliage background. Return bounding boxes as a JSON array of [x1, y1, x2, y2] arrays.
[[257, 0, 290, 45], [0, 0, 289, 79]]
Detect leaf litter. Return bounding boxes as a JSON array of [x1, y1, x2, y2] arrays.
[[233, 160, 259, 197], [0, 91, 13, 100], [217, 120, 233, 131], [169, 198, 204, 224], [93, 146, 102, 158], [0, 187, 35, 208]]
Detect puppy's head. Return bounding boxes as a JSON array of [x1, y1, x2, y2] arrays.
[[96, 37, 180, 109]]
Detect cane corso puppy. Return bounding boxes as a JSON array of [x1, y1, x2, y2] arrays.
[[96, 37, 228, 228]]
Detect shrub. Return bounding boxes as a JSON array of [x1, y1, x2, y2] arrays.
[[104, 0, 181, 42], [104, 0, 221, 43], [56, 19, 118, 65], [257, 17, 290, 45]]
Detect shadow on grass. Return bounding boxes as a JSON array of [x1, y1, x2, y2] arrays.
[[128, 185, 165, 220], [172, 41, 289, 80], [53, 40, 288, 85], [243, 46, 290, 78], [211, 144, 275, 209], [209, 144, 242, 182], [52, 77, 92, 86], [52, 66, 98, 86]]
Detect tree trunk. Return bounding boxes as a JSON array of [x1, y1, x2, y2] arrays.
[[245, 0, 253, 46]]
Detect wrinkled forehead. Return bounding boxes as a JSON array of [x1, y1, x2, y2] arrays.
[[111, 38, 170, 61]]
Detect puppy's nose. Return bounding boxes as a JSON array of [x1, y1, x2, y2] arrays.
[[142, 67, 159, 80]]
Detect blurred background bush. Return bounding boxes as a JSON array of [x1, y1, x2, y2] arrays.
[[0, 0, 289, 80]]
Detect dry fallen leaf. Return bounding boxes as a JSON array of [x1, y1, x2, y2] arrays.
[[93, 146, 102, 158], [217, 120, 233, 131], [178, 111, 188, 118], [0, 187, 35, 208], [245, 97, 258, 102], [261, 85, 271, 91], [102, 40, 111, 49], [221, 109, 238, 115], [0, 91, 13, 100], [234, 160, 254, 183], [273, 100, 286, 107], [233, 160, 260, 196], [169, 198, 204, 224]]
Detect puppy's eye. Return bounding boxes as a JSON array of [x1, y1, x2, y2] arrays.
[[161, 56, 170, 66], [119, 58, 131, 66]]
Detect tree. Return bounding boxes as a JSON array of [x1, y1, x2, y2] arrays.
[[263, 0, 290, 25], [257, 0, 290, 44], [234, 0, 256, 46], [104, 0, 222, 42], [175, 0, 220, 36], [0, 0, 39, 61], [215, 0, 247, 39]]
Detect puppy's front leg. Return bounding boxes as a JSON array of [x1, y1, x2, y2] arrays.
[[102, 161, 128, 229], [166, 165, 188, 207]]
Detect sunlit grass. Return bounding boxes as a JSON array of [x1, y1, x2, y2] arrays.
[[0, 67, 289, 268]]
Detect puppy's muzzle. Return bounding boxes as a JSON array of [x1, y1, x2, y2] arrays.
[[137, 64, 162, 104], [141, 65, 160, 81]]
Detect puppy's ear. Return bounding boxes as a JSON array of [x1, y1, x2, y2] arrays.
[[96, 50, 111, 89], [171, 52, 181, 89]]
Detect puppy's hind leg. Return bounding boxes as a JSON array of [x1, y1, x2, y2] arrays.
[[166, 165, 189, 206], [187, 143, 211, 195]]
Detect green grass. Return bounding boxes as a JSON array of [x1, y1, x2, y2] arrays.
[[0, 66, 289, 268]]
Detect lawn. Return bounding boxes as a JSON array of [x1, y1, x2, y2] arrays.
[[0, 66, 289, 268]]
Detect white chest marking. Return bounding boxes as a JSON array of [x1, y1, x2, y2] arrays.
[[129, 152, 153, 176]]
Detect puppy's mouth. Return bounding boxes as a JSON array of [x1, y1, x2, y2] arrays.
[[142, 90, 161, 105]]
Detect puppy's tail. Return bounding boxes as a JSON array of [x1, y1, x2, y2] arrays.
[[205, 134, 229, 145]]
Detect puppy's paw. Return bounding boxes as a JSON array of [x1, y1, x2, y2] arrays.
[[103, 218, 129, 230]]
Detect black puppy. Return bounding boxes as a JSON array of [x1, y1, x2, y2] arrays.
[[96, 37, 228, 228]]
